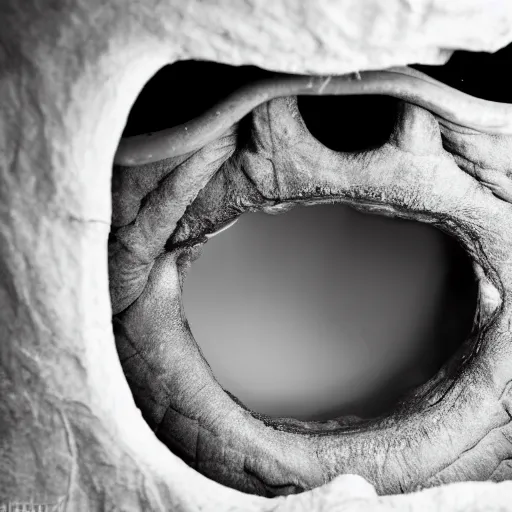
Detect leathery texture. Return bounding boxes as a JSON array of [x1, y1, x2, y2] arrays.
[[110, 94, 512, 497]]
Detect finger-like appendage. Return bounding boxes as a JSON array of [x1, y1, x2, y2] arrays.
[[109, 129, 237, 314]]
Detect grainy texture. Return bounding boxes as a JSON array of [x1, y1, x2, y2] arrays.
[[2, 0, 512, 510], [113, 96, 512, 496]]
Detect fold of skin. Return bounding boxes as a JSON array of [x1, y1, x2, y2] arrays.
[[111, 98, 512, 496], [3, 0, 512, 510]]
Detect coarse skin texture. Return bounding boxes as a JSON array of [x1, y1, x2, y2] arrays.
[[111, 97, 512, 496], [2, 0, 512, 510]]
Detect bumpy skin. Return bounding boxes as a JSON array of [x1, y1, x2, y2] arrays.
[[3, 0, 512, 510]]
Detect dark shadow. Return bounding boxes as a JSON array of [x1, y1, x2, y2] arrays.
[[297, 95, 399, 153]]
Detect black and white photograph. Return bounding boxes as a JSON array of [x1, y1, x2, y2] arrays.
[[1, 0, 512, 510]]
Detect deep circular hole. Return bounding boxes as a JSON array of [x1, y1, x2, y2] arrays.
[[183, 204, 477, 421], [296, 95, 399, 153]]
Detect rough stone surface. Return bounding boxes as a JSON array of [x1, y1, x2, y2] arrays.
[[2, 0, 512, 510]]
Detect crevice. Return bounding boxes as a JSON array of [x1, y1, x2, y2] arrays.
[[297, 94, 399, 153]]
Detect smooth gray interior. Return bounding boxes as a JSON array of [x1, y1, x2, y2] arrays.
[[183, 203, 474, 421]]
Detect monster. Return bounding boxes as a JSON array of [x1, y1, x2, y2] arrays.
[[2, 0, 512, 510]]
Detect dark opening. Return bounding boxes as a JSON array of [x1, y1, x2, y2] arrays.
[[296, 95, 399, 153], [183, 204, 477, 421]]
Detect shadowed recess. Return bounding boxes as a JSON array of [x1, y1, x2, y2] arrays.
[[183, 204, 477, 421], [297, 95, 399, 152]]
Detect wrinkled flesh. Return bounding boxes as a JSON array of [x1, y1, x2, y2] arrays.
[[110, 89, 512, 496]]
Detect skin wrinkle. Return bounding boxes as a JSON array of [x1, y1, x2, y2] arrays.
[[172, 154, 244, 236], [240, 156, 277, 203], [429, 434, 512, 487], [110, 92, 512, 496], [110, 136, 236, 314], [422, 337, 512, 484], [185, 420, 273, 495], [117, 138, 236, 250], [127, 270, 324, 490], [266, 102, 282, 200], [490, 458, 512, 482], [115, 315, 176, 427], [499, 379, 512, 404], [440, 129, 512, 206], [169, 102, 508, 450], [6, 1, 512, 508], [112, 135, 238, 233], [117, 264, 229, 446], [425, 415, 512, 483], [172, 157, 272, 244]]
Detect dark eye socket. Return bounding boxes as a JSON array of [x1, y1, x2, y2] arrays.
[[296, 95, 400, 153]]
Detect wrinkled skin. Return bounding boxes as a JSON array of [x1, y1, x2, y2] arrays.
[[3, 0, 512, 510], [111, 94, 512, 496]]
